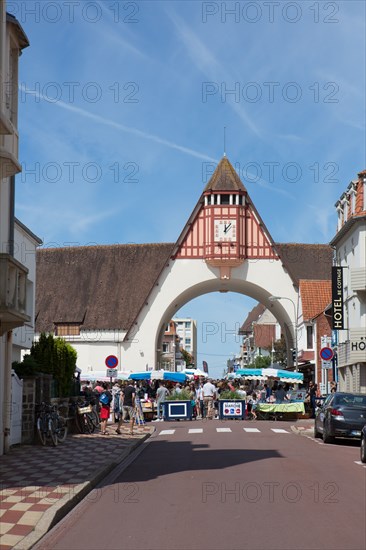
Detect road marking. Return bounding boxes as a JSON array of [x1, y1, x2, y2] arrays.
[[216, 428, 232, 433], [243, 428, 260, 433], [271, 429, 289, 433], [159, 430, 175, 435], [188, 429, 203, 434]]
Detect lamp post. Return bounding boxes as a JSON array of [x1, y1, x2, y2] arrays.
[[269, 295, 298, 372]]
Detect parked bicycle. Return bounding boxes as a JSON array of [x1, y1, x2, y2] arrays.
[[36, 402, 68, 446], [70, 398, 99, 434]]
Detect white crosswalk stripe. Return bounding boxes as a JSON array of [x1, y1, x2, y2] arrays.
[[156, 427, 294, 436]]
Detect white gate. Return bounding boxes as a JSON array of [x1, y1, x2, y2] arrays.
[[10, 370, 23, 446]]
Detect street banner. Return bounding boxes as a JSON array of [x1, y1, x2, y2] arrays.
[[202, 360, 208, 373], [332, 266, 345, 330]]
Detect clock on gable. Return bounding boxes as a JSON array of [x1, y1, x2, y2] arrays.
[[214, 219, 237, 242]]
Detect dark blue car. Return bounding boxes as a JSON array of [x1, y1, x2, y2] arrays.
[[314, 392, 366, 444]]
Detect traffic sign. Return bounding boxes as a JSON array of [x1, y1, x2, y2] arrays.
[[320, 347, 334, 361], [105, 355, 118, 368], [321, 361, 332, 370], [106, 368, 118, 377]]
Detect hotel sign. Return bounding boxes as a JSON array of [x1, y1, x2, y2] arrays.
[[332, 267, 345, 330]]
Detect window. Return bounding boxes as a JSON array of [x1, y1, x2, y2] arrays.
[[185, 338, 191, 346], [162, 343, 169, 353], [55, 324, 80, 336], [306, 325, 313, 349], [185, 322, 191, 329]]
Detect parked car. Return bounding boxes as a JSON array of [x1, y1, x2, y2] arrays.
[[314, 392, 366, 444], [361, 425, 366, 463]]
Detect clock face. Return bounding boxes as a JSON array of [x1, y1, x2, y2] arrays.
[[214, 219, 237, 242]]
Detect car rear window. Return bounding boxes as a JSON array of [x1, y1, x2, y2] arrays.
[[336, 395, 366, 406]]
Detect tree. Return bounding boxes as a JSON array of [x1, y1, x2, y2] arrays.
[[247, 355, 271, 369], [29, 333, 77, 396], [180, 348, 194, 367], [264, 335, 288, 367]]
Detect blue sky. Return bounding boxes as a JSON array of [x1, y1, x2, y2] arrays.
[[9, 0, 365, 377]]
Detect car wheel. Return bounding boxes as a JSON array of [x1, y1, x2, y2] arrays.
[[361, 436, 366, 464], [323, 423, 335, 444]]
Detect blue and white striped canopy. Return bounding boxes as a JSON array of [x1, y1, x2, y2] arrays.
[[129, 370, 188, 383], [235, 368, 303, 382]]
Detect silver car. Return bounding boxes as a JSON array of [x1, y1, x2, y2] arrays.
[[314, 392, 366, 444]]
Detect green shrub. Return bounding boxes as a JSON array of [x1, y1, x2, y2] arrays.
[[166, 388, 192, 401], [219, 390, 242, 400]]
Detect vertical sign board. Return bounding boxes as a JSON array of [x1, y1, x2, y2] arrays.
[[332, 266, 344, 330]]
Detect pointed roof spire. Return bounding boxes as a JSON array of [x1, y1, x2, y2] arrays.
[[203, 157, 247, 193]]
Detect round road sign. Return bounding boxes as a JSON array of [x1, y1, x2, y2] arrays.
[[105, 355, 118, 368], [319, 347, 334, 361]]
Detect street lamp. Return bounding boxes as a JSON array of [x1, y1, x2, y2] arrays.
[[269, 295, 298, 372]]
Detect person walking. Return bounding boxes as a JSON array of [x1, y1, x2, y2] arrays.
[[202, 379, 217, 420], [154, 382, 169, 421], [116, 380, 136, 435]]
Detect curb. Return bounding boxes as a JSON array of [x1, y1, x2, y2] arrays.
[[14, 428, 154, 550]]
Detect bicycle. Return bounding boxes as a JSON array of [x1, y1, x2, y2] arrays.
[[36, 403, 68, 446], [70, 399, 96, 434]]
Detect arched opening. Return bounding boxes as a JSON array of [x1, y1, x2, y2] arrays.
[[154, 282, 297, 378]]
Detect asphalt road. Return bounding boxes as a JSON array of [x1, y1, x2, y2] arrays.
[[35, 420, 366, 550]]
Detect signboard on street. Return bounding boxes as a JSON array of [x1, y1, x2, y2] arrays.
[[106, 368, 118, 377]]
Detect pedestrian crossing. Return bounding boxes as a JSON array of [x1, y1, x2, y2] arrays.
[[158, 427, 291, 436]]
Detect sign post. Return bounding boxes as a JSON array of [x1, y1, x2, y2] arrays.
[[105, 355, 118, 385]]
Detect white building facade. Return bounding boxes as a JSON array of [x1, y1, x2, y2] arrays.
[[173, 317, 197, 367], [330, 170, 366, 393], [0, 3, 31, 454]]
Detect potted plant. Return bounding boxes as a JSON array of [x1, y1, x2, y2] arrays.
[[163, 388, 193, 421], [218, 390, 246, 420]]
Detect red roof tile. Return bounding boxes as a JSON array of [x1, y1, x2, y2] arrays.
[[299, 279, 332, 321]]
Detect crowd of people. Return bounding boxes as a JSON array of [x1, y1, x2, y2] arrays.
[[80, 376, 330, 427]]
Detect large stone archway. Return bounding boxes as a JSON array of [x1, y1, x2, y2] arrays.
[[123, 158, 299, 371]]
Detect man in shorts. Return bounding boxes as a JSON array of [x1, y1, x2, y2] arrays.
[[116, 381, 136, 435]]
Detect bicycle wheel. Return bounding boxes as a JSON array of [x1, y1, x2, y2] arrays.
[[48, 417, 58, 446], [37, 417, 47, 446], [90, 408, 100, 428], [57, 415, 68, 442], [84, 414, 95, 434]]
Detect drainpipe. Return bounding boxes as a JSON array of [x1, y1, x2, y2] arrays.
[[9, 175, 15, 256], [3, 330, 13, 453]]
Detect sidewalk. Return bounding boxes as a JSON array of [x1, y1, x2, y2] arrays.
[[0, 424, 154, 550]]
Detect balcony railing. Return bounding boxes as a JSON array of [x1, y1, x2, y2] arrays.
[[0, 253, 30, 335], [337, 329, 366, 368], [350, 268, 366, 292], [0, 131, 21, 178]]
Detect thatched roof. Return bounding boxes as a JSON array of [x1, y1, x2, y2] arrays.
[[35, 243, 175, 333], [275, 243, 332, 286]]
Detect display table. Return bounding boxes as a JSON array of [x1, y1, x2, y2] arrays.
[[256, 402, 305, 420]]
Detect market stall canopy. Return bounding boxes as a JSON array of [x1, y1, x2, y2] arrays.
[[129, 370, 188, 383], [182, 368, 208, 378], [235, 368, 303, 383], [80, 370, 131, 382]]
